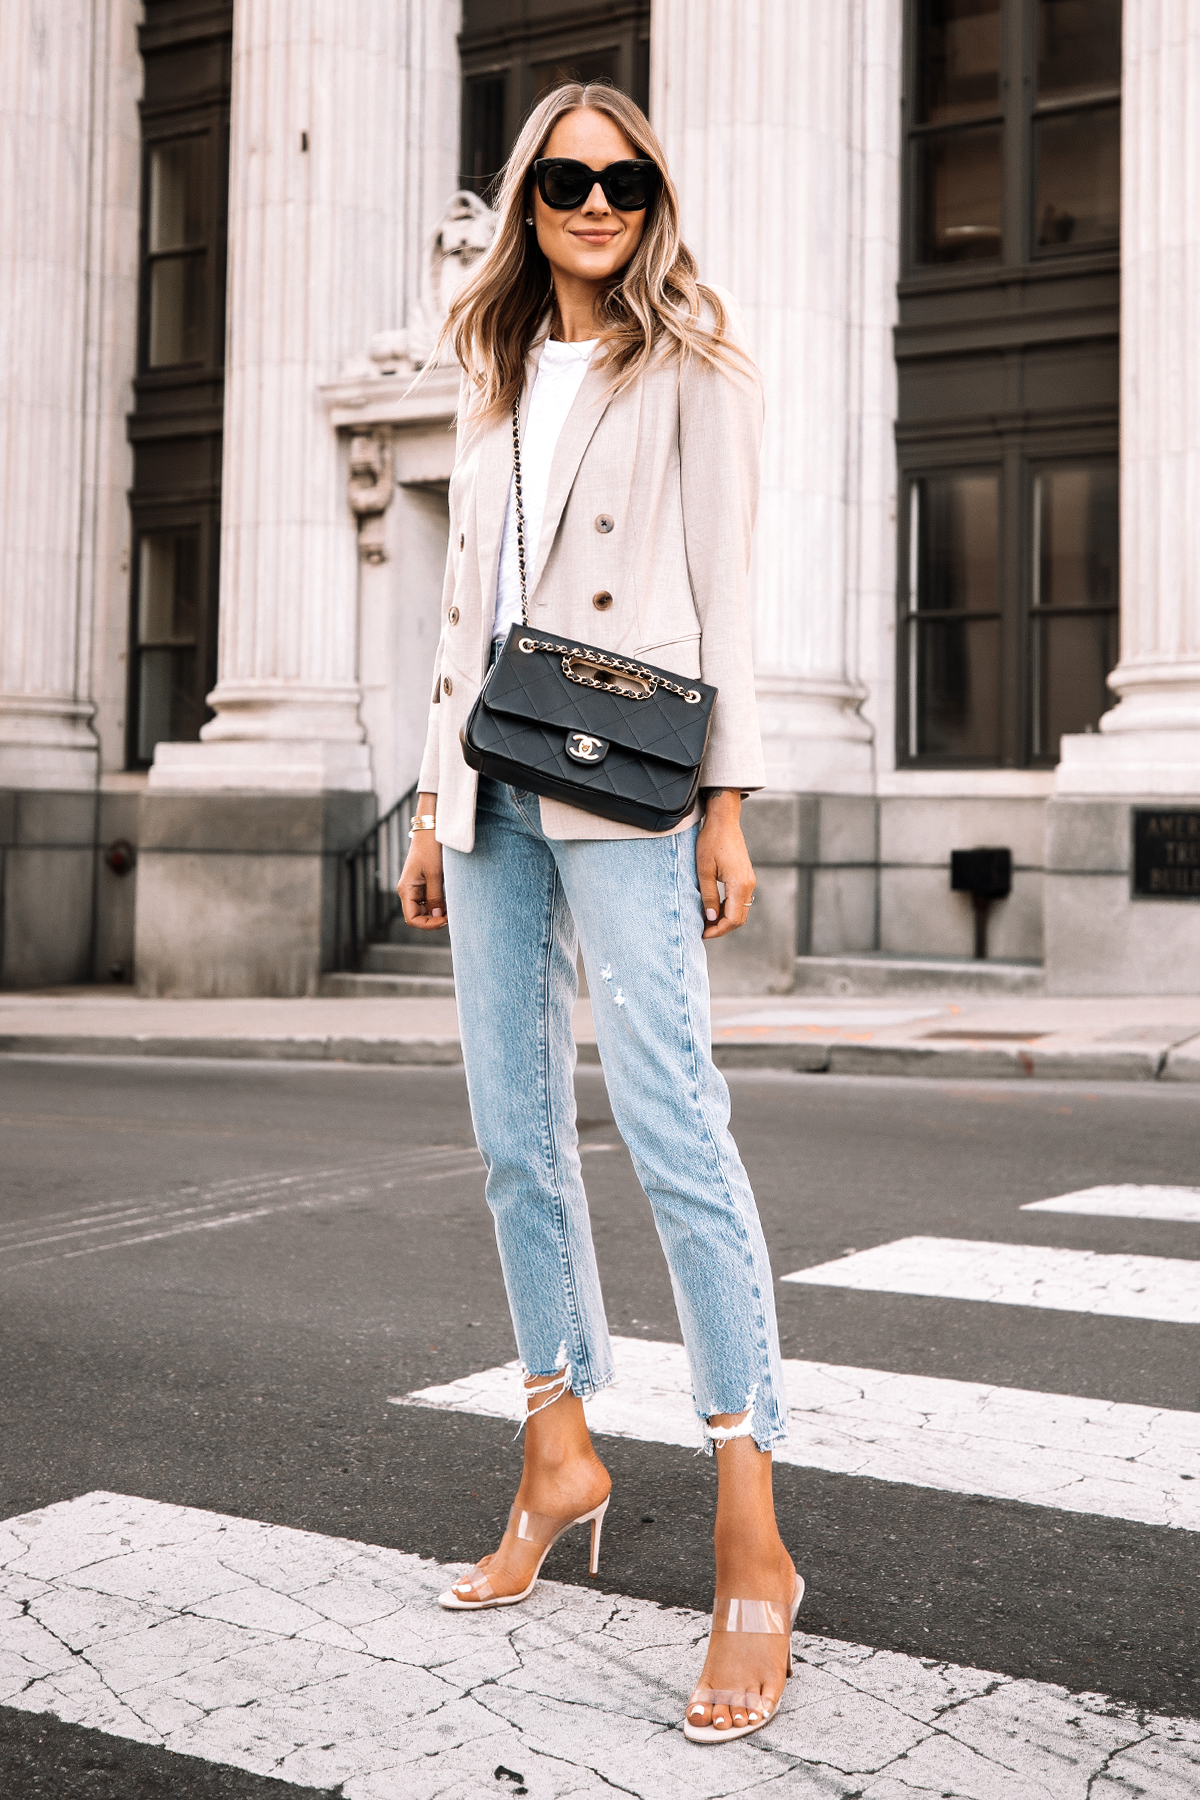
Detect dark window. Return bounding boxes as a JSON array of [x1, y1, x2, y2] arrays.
[[913, 0, 1004, 263], [897, 0, 1121, 767], [134, 530, 203, 761], [459, 3, 651, 201], [1034, 0, 1122, 250], [906, 473, 1003, 760], [1029, 462, 1119, 758], [146, 136, 209, 366], [127, 1, 231, 769], [462, 73, 507, 200]]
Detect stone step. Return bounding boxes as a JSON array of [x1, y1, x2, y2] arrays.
[[383, 916, 452, 949], [363, 943, 454, 978], [318, 972, 456, 998], [793, 953, 1045, 998]]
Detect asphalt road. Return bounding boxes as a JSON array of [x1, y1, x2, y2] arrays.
[[2, 1054, 1199, 1796]]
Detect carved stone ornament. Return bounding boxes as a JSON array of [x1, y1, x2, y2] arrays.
[[347, 431, 395, 564], [362, 191, 499, 376]]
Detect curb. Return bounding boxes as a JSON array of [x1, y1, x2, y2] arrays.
[[2, 1032, 1198, 1080], [0, 1034, 464, 1066]]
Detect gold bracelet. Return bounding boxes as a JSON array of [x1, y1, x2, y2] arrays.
[[408, 814, 437, 837]]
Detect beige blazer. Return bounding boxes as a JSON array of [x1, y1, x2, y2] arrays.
[[417, 289, 766, 852]]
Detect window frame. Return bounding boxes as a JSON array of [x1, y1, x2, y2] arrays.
[[902, 0, 1121, 278], [896, 0, 1121, 771], [458, 2, 651, 202], [126, 0, 232, 770], [126, 504, 221, 771], [1024, 450, 1120, 764]]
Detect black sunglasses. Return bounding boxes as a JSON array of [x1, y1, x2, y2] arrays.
[[533, 157, 660, 213]]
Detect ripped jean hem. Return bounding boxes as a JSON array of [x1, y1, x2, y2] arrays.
[[518, 1348, 618, 1409], [698, 1420, 790, 1458], [695, 1383, 789, 1457]]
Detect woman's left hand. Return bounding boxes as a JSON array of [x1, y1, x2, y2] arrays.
[[696, 790, 757, 939]]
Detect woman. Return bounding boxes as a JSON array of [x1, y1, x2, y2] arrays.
[[398, 82, 801, 1744]]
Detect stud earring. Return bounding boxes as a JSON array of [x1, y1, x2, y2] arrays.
[[525, 215, 533, 226]]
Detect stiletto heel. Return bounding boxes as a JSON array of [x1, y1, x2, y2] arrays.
[[438, 1493, 611, 1610], [683, 1571, 805, 1744], [586, 1495, 608, 1574]]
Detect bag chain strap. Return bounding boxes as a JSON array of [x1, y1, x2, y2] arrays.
[[510, 396, 700, 705]]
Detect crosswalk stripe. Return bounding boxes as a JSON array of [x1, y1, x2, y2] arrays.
[[398, 1335, 1200, 1531], [2, 1491, 1195, 1798], [780, 1235, 1200, 1324], [1022, 1184, 1200, 1223]]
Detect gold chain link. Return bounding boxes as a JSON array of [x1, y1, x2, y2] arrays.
[[517, 635, 700, 703]]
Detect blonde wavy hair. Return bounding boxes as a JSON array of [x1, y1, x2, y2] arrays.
[[435, 82, 750, 421]]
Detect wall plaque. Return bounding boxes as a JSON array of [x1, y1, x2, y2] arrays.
[[1132, 808, 1200, 899]]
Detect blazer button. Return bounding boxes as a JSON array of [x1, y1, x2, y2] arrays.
[[592, 590, 613, 611], [442, 676, 453, 696], [448, 606, 459, 624], [594, 513, 614, 534], [459, 533, 465, 550]]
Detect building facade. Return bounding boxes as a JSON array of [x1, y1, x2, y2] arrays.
[[2, 0, 1198, 996]]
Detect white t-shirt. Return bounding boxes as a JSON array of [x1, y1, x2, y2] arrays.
[[493, 336, 598, 642]]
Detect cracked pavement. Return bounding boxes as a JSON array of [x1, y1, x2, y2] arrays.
[[3, 1057, 1200, 1793], [3, 1491, 1198, 1799]]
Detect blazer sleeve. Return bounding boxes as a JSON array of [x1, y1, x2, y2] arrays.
[[416, 371, 472, 796], [677, 291, 767, 793]]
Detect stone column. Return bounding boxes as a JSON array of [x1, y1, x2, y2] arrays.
[[1056, 0, 1200, 795], [150, 0, 458, 794], [136, 1, 459, 994], [0, 0, 105, 788], [652, 0, 901, 796], [1047, 2, 1200, 992]]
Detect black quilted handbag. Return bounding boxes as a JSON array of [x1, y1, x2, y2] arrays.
[[461, 398, 717, 833]]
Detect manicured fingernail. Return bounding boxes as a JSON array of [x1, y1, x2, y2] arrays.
[[431, 907, 443, 916], [705, 908, 718, 922]]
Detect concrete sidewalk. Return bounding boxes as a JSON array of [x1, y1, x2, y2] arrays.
[[3, 986, 1200, 1081]]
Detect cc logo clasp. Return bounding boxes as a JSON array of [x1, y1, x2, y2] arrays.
[[566, 731, 609, 765]]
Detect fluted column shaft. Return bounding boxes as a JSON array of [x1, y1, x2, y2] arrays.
[[152, 0, 458, 792], [652, 0, 901, 792], [0, 1, 104, 786], [1057, 0, 1200, 793]]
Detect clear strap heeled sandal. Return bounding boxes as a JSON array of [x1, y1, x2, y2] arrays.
[[437, 1496, 610, 1611], [683, 1572, 806, 1743]]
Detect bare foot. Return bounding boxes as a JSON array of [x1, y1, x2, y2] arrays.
[[448, 1383, 611, 1604], [686, 1538, 798, 1733]]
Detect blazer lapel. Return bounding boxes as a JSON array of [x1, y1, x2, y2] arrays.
[[526, 355, 613, 603]]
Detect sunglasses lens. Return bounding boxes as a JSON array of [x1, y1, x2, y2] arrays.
[[605, 164, 654, 210], [540, 162, 589, 208]]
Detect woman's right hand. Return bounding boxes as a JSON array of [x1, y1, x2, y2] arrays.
[[397, 794, 447, 929]]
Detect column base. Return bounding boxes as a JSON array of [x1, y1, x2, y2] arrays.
[[149, 739, 374, 792], [149, 682, 374, 792], [755, 676, 875, 794], [0, 698, 98, 790], [1056, 726, 1200, 796], [134, 790, 376, 997]]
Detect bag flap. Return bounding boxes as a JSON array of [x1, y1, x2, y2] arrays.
[[482, 633, 715, 770]]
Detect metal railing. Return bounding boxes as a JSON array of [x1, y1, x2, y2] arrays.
[[340, 782, 419, 969]]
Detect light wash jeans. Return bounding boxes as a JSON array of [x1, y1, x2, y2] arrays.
[[443, 776, 788, 1454]]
